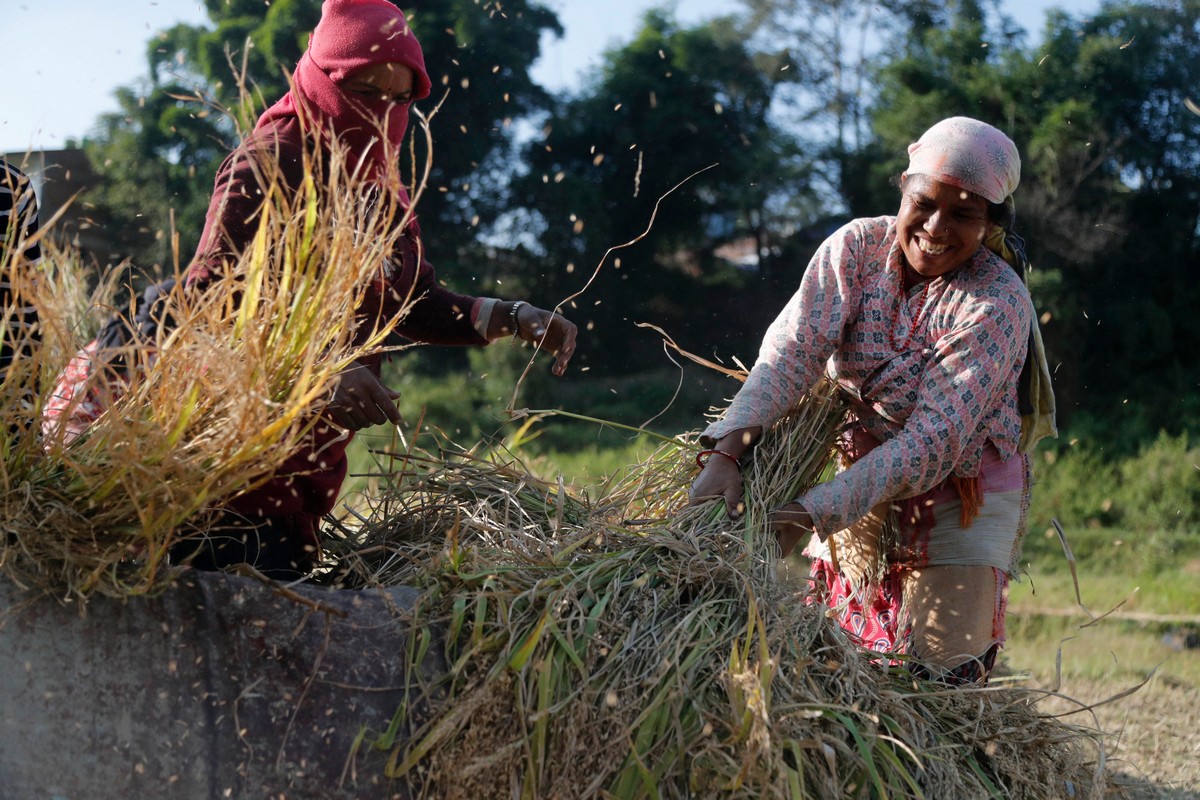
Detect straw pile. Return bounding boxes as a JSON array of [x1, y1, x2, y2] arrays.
[[0, 141, 423, 598], [0, 116, 1103, 797], [322, 384, 1104, 799]]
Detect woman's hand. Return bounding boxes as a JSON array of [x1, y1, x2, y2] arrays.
[[688, 454, 746, 520], [514, 303, 578, 376], [326, 361, 402, 431], [686, 428, 761, 520], [769, 502, 814, 557]]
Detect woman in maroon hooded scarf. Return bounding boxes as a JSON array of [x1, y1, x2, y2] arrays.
[[47, 0, 577, 579], [184, 0, 578, 578]]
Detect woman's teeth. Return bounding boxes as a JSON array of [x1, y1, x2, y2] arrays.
[[918, 239, 949, 255]]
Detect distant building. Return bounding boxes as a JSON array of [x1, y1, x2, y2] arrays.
[[3, 148, 111, 261], [713, 237, 763, 270]]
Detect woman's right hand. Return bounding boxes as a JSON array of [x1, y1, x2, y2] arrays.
[[326, 361, 402, 431], [687, 454, 746, 520]]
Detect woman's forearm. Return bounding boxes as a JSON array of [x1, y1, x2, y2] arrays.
[[710, 426, 763, 460]]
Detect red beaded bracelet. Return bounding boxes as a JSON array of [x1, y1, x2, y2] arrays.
[[695, 449, 740, 471]]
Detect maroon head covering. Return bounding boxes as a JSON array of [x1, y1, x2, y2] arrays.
[[256, 0, 432, 182]]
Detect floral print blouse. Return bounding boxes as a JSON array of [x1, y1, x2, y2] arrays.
[[704, 216, 1033, 535]]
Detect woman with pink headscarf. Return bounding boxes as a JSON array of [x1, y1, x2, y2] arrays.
[[46, 0, 577, 580], [689, 117, 1055, 685]]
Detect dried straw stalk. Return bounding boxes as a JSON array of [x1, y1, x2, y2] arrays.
[[0, 124, 434, 598], [325, 382, 1103, 799]]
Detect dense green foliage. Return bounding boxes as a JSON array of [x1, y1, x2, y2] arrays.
[[72, 0, 1199, 483], [1030, 431, 1200, 535], [510, 11, 808, 375]]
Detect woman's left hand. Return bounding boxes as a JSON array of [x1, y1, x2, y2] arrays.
[[514, 303, 578, 376], [769, 502, 814, 558]]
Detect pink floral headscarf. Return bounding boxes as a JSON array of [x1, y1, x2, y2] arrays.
[[905, 117, 1020, 205]]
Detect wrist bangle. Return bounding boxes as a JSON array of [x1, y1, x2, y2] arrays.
[[509, 300, 526, 341], [696, 448, 740, 472]]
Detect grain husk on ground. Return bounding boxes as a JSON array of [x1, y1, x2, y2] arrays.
[[321, 382, 1106, 799]]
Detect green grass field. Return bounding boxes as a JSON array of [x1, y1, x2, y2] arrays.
[[1004, 524, 1200, 688]]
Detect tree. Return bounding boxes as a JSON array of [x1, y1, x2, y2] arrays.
[[509, 11, 807, 374], [81, 0, 561, 271], [741, 0, 901, 209], [1026, 0, 1200, 437], [82, 79, 233, 271]]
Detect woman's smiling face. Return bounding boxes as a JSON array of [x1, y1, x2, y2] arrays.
[[896, 174, 990, 280]]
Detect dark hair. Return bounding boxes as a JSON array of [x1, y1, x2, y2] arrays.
[[987, 199, 1013, 229]]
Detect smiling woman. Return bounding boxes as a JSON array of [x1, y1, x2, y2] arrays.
[[895, 175, 990, 281], [688, 116, 1057, 686]]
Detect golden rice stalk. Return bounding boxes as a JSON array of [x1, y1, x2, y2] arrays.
[[0, 128, 431, 598], [0, 240, 121, 477]]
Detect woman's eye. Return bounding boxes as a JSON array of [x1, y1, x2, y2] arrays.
[[348, 86, 408, 104]]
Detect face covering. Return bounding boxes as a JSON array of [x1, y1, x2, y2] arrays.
[[255, 0, 432, 185]]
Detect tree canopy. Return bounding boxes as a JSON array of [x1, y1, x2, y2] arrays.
[[508, 11, 806, 373], [73, 0, 1200, 443]]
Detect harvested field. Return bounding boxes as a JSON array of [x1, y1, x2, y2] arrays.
[[1025, 677, 1200, 798]]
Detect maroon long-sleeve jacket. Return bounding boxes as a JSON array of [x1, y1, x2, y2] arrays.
[[186, 116, 487, 548]]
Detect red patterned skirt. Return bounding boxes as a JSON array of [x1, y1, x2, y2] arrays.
[[803, 443, 1029, 683]]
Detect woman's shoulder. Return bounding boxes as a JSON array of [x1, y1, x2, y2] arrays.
[[837, 215, 896, 243], [972, 248, 1030, 290], [242, 116, 306, 153], [815, 216, 896, 260], [955, 249, 1034, 319]]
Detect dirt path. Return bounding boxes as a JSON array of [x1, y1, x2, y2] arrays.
[[1031, 676, 1199, 798]]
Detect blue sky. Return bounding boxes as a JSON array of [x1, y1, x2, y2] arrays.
[[2, 0, 1100, 154]]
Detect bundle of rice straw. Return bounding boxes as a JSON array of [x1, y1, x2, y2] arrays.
[[0, 138, 423, 599], [323, 381, 1103, 799]]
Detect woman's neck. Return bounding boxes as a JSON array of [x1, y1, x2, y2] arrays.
[[900, 258, 934, 289]]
